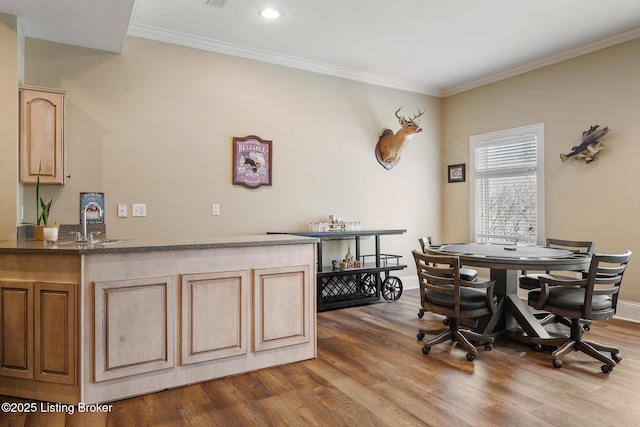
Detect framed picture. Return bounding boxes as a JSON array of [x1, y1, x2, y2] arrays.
[[232, 135, 272, 189], [448, 164, 466, 183], [79, 192, 105, 223]]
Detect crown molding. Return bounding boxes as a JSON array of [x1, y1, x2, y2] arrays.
[[127, 23, 443, 97], [128, 23, 640, 99], [442, 25, 640, 97]]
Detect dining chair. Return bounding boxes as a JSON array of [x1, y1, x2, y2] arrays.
[[413, 250, 497, 361], [418, 237, 479, 321], [526, 250, 631, 373], [419, 237, 479, 281], [519, 238, 595, 290], [519, 238, 595, 329]]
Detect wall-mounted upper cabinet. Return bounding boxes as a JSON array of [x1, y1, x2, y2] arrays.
[[19, 86, 67, 185]]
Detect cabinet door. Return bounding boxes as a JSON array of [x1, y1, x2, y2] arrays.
[[181, 271, 247, 365], [19, 87, 67, 185], [253, 265, 311, 352], [94, 276, 175, 382], [34, 282, 76, 385], [0, 281, 33, 379]]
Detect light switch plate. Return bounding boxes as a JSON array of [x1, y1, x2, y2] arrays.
[[132, 203, 146, 217], [117, 204, 128, 218]]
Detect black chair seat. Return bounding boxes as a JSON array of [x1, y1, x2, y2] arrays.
[[519, 273, 575, 290], [528, 287, 613, 312], [460, 268, 478, 282], [425, 286, 497, 311]]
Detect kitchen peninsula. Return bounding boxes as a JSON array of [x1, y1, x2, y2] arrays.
[[0, 234, 317, 404]]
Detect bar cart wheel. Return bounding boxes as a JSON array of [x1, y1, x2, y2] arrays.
[[381, 276, 403, 301], [361, 272, 377, 296]]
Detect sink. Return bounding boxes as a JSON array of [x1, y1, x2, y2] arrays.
[[90, 239, 131, 245], [58, 239, 133, 246]]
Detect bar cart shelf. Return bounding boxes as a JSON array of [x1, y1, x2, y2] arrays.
[[271, 229, 407, 311]]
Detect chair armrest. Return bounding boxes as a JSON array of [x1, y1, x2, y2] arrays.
[[531, 274, 588, 310], [460, 278, 494, 289], [461, 279, 497, 314]]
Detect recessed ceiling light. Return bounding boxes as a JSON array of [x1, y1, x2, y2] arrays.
[[260, 8, 281, 20]]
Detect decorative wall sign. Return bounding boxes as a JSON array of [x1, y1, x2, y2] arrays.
[[448, 164, 465, 183], [79, 192, 105, 223], [232, 135, 272, 189]]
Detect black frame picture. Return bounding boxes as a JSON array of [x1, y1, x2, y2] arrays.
[[448, 164, 466, 183]]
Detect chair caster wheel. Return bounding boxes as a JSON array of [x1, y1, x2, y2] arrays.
[[484, 343, 493, 351], [611, 353, 622, 363], [601, 364, 613, 374], [533, 344, 543, 352], [466, 353, 475, 361], [443, 318, 449, 326], [417, 332, 425, 340], [552, 359, 563, 369], [422, 346, 431, 355], [417, 311, 424, 318]]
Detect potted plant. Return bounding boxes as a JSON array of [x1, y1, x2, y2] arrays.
[[32, 163, 58, 242]]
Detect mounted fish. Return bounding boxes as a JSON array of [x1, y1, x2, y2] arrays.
[[376, 108, 424, 170], [560, 125, 609, 164]]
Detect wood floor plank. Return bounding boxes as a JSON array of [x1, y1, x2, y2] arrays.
[[2, 288, 640, 426]]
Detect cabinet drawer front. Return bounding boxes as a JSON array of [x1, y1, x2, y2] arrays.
[[94, 276, 175, 382]]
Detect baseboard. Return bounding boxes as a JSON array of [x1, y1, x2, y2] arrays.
[[615, 301, 640, 323], [401, 275, 640, 323], [400, 275, 418, 291]]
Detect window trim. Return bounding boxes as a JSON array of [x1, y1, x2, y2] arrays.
[[469, 123, 545, 245]]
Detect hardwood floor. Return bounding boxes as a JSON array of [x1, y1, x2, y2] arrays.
[[2, 288, 640, 426]]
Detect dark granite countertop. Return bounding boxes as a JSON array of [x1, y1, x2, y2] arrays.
[[0, 234, 319, 255]]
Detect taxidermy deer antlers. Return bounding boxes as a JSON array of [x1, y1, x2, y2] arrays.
[[376, 107, 424, 170]]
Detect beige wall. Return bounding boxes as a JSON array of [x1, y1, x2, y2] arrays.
[[443, 38, 640, 302], [14, 36, 441, 279], [0, 14, 19, 239], [6, 27, 638, 301]]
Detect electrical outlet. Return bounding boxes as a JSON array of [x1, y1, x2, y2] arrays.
[[132, 203, 146, 217], [117, 204, 128, 218], [212, 203, 220, 216]]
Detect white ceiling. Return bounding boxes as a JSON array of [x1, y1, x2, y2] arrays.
[[3, 0, 640, 96]]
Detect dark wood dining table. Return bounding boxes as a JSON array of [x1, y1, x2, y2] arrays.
[[426, 242, 591, 339]]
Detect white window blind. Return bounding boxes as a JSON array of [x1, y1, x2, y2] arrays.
[[470, 124, 544, 244]]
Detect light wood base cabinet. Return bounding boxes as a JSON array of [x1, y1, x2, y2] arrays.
[[0, 239, 316, 404], [84, 246, 315, 404], [0, 280, 76, 384]]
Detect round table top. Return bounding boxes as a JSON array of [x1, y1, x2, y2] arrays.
[[427, 242, 591, 271], [440, 243, 574, 259]]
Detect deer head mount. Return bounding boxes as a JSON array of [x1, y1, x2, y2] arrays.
[[375, 107, 425, 170]]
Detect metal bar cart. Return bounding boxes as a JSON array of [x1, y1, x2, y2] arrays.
[[271, 229, 406, 311]]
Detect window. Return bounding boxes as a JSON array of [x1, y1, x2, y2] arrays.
[[470, 124, 544, 244]]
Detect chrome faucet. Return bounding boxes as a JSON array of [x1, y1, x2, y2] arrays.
[[76, 201, 103, 242]]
